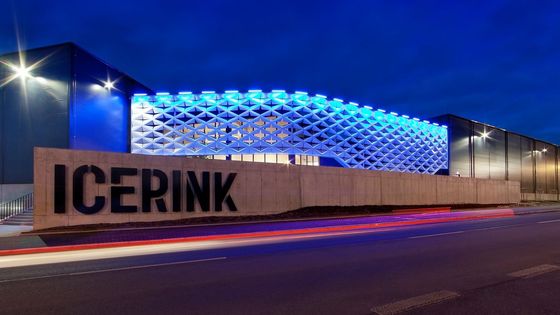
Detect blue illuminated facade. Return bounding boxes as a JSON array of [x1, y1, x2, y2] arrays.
[[131, 90, 449, 174]]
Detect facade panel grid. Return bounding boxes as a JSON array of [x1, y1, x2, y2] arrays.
[[131, 91, 448, 174], [507, 133, 522, 183]]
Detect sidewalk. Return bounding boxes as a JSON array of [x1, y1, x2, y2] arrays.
[[0, 225, 33, 237]]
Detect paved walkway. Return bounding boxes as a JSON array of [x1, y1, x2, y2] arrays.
[[0, 225, 33, 237]]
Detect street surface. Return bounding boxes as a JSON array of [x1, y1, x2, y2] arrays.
[[1, 210, 560, 314]]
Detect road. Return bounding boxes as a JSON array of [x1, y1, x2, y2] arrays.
[[1, 210, 560, 314]]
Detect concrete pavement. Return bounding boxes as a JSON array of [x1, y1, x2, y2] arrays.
[[0, 225, 32, 237]]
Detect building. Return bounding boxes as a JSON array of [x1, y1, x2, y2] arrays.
[[130, 92, 448, 174], [0, 43, 558, 207], [0, 43, 149, 187], [433, 114, 559, 201]]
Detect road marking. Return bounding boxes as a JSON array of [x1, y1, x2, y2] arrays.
[[408, 231, 464, 239], [537, 219, 560, 224], [0, 257, 226, 284], [371, 290, 460, 315], [470, 226, 506, 231], [508, 264, 560, 279]]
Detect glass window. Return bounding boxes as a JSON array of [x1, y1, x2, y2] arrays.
[[277, 154, 289, 165], [265, 154, 277, 163], [313, 156, 319, 166], [253, 154, 265, 163]]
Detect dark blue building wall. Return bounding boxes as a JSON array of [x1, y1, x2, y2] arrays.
[[0, 44, 71, 184], [0, 43, 151, 184], [70, 46, 133, 152]]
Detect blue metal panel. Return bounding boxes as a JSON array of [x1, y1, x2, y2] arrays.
[[0, 43, 151, 183], [131, 91, 449, 174], [69, 46, 130, 152], [0, 45, 71, 183]]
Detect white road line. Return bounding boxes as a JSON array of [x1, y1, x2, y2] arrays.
[[508, 264, 560, 279], [0, 257, 227, 284], [538, 219, 560, 224], [371, 290, 460, 315], [470, 226, 506, 231], [408, 231, 464, 239]]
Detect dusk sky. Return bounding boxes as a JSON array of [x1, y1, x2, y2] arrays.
[[1, 0, 559, 143]]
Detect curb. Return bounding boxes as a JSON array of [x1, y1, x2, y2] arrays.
[[0, 209, 514, 257], [393, 207, 451, 215]]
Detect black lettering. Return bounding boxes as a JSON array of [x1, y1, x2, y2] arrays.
[[73, 165, 106, 215], [214, 172, 237, 211], [54, 164, 66, 213], [110, 167, 138, 213], [186, 171, 210, 212], [141, 169, 168, 212], [172, 170, 181, 212]]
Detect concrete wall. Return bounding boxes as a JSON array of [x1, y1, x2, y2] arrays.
[[521, 193, 560, 202], [33, 148, 521, 230]]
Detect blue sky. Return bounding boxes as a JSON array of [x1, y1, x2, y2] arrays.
[[1, 0, 559, 143]]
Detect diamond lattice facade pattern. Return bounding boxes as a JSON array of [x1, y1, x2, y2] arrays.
[[131, 90, 448, 174]]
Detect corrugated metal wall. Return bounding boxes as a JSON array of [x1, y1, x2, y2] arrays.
[[435, 115, 559, 199], [69, 45, 133, 152]]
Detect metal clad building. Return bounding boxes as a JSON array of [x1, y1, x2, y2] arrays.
[[0, 43, 559, 201], [0, 43, 149, 184], [433, 114, 559, 200]]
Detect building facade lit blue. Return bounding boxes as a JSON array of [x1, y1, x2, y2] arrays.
[[1, 43, 559, 202], [131, 91, 449, 174]]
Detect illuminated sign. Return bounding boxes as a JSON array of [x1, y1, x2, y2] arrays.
[[53, 165, 237, 214]]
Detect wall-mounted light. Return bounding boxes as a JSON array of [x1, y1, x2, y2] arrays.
[[1, 51, 53, 86], [12, 65, 32, 79], [103, 80, 114, 90]]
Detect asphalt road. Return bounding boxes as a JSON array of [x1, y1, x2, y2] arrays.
[[1, 211, 560, 315]]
